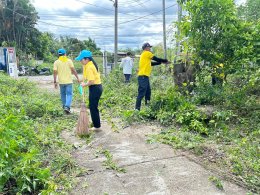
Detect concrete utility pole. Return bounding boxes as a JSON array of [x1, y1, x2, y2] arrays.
[[113, 0, 118, 69], [162, 0, 167, 59], [103, 51, 107, 76], [175, 2, 182, 61]]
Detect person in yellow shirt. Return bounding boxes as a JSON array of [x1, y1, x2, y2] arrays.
[[75, 50, 103, 130], [212, 63, 225, 86], [135, 43, 169, 110], [54, 48, 79, 114]]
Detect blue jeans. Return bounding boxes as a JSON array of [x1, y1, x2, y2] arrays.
[[59, 84, 73, 108]]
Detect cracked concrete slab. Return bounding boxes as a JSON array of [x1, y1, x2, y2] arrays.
[[62, 123, 247, 195], [30, 76, 248, 195]]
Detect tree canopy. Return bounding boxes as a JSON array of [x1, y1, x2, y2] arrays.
[[178, 0, 259, 70], [0, 0, 102, 62]]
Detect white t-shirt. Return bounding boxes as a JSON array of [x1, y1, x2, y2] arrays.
[[120, 56, 133, 74]]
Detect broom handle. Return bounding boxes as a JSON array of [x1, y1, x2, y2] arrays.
[[82, 85, 85, 103], [82, 80, 86, 103]]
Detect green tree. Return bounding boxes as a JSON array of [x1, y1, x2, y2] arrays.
[[0, 0, 38, 51], [36, 32, 57, 61], [238, 0, 260, 22], [178, 0, 258, 70], [83, 38, 102, 55], [237, 0, 260, 65], [59, 36, 101, 56]]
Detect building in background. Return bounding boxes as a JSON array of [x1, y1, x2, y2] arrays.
[[0, 47, 18, 78]]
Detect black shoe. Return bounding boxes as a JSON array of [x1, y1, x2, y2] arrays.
[[64, 107, 71, 114]]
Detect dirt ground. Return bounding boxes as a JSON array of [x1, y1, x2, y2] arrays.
[[26, 75, 248, 195]]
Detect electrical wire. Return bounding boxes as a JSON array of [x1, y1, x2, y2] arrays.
[[36, 3, 177, 29], [74, 0, 138, 17], [3, 2, 177, 48]]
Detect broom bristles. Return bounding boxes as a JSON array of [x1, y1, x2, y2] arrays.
[[76, 103, 89, 135]]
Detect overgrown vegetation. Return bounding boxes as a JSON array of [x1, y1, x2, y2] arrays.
[[0, 73, 80, 194], [209, 176, 224, 190], [1, 0, 259, 193], [98, 63, 259, 192]]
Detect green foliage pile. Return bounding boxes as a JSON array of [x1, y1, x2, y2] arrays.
[[0, 73, 78, 194]]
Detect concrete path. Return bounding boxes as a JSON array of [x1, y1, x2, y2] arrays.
[[61, 122, 246, 195], [26, 75, 247, 195]]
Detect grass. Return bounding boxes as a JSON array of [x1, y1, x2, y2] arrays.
[[96, 148, 126, 173], [209, 176, 224, 190], [0, 73, 80, 194], [95, 66, 259, 193]]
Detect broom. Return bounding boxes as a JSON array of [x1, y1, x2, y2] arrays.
[[76, 85, 89, 135]]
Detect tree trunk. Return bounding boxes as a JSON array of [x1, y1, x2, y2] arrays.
[[173, 61, 199, 92], [12, 0, 18, 47]]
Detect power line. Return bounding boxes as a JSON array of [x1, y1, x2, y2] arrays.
[[119, 3, 177, 25], [38, 17, 172, 22], [74, 0, 114, 12], [37, 20, 112, 29], [118, 0, 153, 7], [38, 32, 162, 37], [3, 7, 28, 19], [3, 3, 177, 47], [74, 0, 138, 17], [36, 3, 177, 29], [38, 14, 175, 18], [5, 4, 177, 29], [132, 0, 153, 13]]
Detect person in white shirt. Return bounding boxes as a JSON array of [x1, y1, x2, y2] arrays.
[[120, 52, 133, 83]]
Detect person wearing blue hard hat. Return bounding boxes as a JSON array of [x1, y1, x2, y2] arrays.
[[53, 48, 80, 114], [75, 50, 103, 131]]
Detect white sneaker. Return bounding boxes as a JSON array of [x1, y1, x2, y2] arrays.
[[90, 127, 102, 131]]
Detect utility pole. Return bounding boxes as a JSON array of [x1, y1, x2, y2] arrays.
[[113, 0, 118, 69], [173, 1, 183, 86], [162, 0, 167, 59], [103, 51, 107, 76], [175, 2, 182, 62]]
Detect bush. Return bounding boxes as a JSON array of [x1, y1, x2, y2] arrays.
[[0, 73, 76, 194]]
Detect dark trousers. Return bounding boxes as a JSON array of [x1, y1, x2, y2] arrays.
[[89, 84, 103, 128], [124, 74, 131, 83], [135, 76, 151, 110], [212, 76, 223, 86]]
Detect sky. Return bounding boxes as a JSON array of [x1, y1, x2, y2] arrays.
[[31, 0, 246, 51]]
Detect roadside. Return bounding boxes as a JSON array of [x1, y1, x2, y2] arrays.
[[27, 75, 248, 195]]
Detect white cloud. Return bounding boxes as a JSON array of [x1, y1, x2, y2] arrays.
[[31, 0, 178, 51], [31, 0, 246, 51], [32, 0, 83, 11]]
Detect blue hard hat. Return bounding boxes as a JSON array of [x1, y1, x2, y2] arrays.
[[58, 48, 66, 55], [75, 50, 92, 61]]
